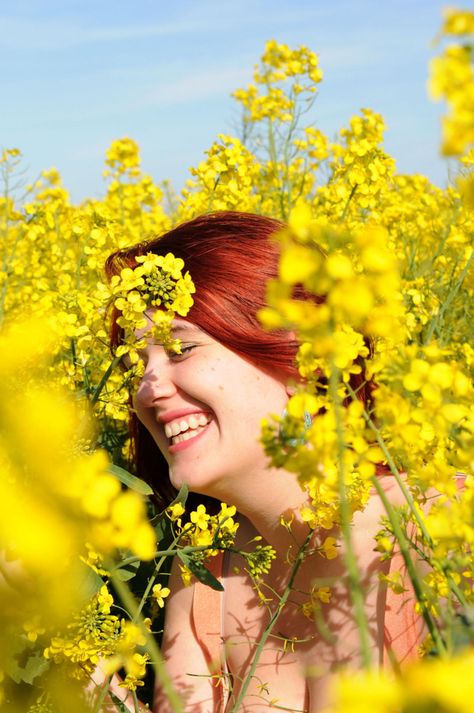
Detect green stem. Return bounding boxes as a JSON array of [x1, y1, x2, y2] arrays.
[[90, 355, 122, 405], [329, 367, 372, 668], [92, 673, 114, 713], [280, 87, 300, 215], [229, 530, 314, 713], [265, 99, 286, 220], [339, 184, 357, 222], [369, 475, 446, 655], [423, 247, 473, 345], [346, 382, 467, 609], [132, 533, 182, 623], [347, 384, 430, 539], [0, 189, 23, 327], [132, 690, 140, 713]]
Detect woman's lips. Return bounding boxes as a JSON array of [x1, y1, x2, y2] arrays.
[[167, 418, 211, 454], [164, 412, 211, 440]]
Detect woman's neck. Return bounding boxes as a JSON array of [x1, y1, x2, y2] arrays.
[[205, 465, 312, 556]]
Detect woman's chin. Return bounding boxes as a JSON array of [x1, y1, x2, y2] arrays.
[[168, 469, 223, 499], [169, 469, 206, 493]]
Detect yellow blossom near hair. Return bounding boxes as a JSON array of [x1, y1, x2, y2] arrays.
[[180, 134, 260, 216], [106, 249, 196, 386]]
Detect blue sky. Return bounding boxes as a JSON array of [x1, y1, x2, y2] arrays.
[[1, 0, 454, 203]]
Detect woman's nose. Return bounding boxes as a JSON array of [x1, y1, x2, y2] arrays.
[[134, 363, 176, 407]]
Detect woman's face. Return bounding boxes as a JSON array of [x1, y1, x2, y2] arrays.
[[133, 318, 289, 497]]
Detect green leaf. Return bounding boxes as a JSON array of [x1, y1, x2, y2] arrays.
[[154, 515, 171, 542], [109, 558, 140, 582], [151, 484, 189, 540], [7, 644, 50, 684], [171, 484, 189, 507], [109, 464, 153, 495], [78, 560, 105, 598], [177, 551, 224, 592], [451, 607, 474, 652], [109, 691, 132, 711]]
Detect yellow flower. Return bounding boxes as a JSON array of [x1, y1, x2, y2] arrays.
[[152, 584, 171, 608], [441, 8, 474, 36], [320, 536, 339, 560], [313, 586, 332, 604], [179, 565, 193, 587], [166, 502, 185, 521], [190, 504, 211, 530]]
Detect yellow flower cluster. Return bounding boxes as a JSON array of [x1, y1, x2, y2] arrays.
[[374, 344, 473, 489], [333, 648, 474, 713], [1, 7, 474, 710], [325, 109, 395, 211], [169, 503, 239, 585], [430, 8, 474, 156], [0, 320, 156, 708], [180, 134, 260, 216], [233, 40, 322, 123], [44, 585, 150, 691], [106, 250, 195, 362]]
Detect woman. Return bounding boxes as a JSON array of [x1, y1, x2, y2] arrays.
[[106, 212, 421, 713]]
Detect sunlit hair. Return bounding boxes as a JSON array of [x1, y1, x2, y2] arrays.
[[105, 211, 373, 507]]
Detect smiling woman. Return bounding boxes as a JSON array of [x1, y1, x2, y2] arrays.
[[105, 212, 421, 713], [106, 212, 318, 508]]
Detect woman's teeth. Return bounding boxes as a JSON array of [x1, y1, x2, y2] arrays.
[[164, 413, 210, 445]]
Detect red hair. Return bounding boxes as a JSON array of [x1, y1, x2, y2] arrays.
[[105, 211, 374, 507]]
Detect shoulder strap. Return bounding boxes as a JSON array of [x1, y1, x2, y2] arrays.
[[191, 552, 226, 706]]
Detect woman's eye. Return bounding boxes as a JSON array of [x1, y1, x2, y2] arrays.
[[169, 344, 196, 360]]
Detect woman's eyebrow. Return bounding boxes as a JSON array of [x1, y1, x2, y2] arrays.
[[170, 324, 202, 337]]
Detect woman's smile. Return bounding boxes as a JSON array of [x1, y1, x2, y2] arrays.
[[161, 411, 213, 452], [133, 317, 290, 496]]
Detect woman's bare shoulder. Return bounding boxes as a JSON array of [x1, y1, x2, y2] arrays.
[[154, 557, 217, 713]]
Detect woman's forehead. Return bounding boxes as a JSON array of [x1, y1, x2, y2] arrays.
[[170, 319, 202, 336], [134, 315, 205, 341]]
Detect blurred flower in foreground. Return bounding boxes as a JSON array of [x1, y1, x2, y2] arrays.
[[0, 318, 156, 708]]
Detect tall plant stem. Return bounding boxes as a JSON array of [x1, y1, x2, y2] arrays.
[[346, 382, 468, 610], [92, 674, 114, 713], [339, 184, 357, 223], [423, 247, 473, 345], [90, 355, 122, 405], [132, 533, 183, 623], [229, 530, 314, 713], [329, 367, 372, 668], [369, 476, 446, 655]]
